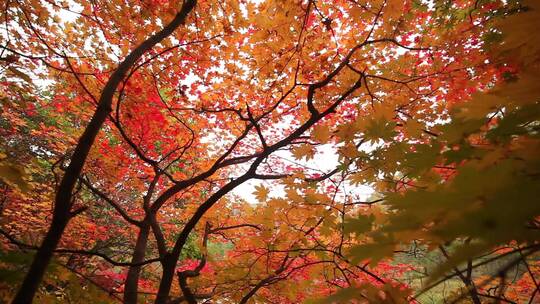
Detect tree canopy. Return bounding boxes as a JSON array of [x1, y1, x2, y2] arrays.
[[0, 0, 539, 303]]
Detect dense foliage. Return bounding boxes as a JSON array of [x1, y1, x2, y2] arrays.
[[0, 0, 538, 303]]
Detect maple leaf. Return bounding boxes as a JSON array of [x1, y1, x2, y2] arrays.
[[291, 144, 315, 161], [253, 184, 270, 202], [404, 119, 423, 138], [312, 124, 331, 143], [364, 119, 397, 142]]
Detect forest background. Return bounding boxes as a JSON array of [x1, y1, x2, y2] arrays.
[[0, 0, 539, 303]]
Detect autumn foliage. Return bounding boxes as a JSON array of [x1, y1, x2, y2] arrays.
[[0, 0, 539, 303]]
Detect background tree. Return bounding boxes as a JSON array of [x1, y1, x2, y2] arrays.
[[1, 0, 538, 303]]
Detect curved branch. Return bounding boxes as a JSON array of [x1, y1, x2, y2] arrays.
[[0, 229, 161, 267]]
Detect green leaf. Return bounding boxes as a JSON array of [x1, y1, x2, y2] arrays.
[[344, 214, 374, 235], [348, 233, 395, 266], [364, 119, 397, 142], [402, 143, 441, 176]]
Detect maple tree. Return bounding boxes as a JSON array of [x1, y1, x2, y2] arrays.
[[0, 0, 539, 303]]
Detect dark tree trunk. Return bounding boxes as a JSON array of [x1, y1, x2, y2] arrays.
[[123, 223, 151, 304], [154, 255, 177, 304], [11, 216, 68, 304]]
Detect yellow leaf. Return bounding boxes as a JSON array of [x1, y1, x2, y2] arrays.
[[336, 121, 361, 142], [494, 0, 540, 65], [305, 190, 329, 204], [405, 119, 423, 138], [312, 124, 331, 143], [372, 102, 395, 120], [253, 184, 270, 202], [0, 163, 30, 192], [349, 6, 363, 19], [339, 143, 360, 159], [349, 172, 366, 185], [385, 0, 405, 20], [292, 144, 315, 160], [285, 188, 303, 203]]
